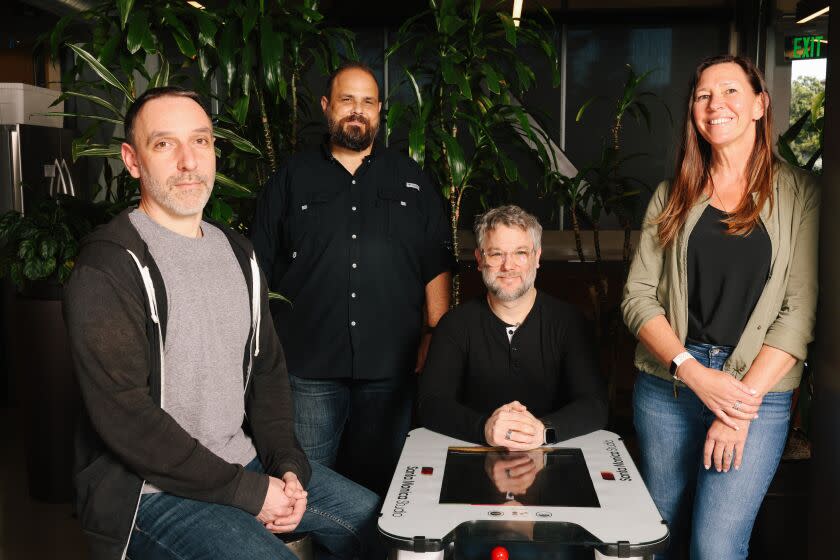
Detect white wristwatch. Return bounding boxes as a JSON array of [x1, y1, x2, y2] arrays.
[[669, 351, 695, 380]]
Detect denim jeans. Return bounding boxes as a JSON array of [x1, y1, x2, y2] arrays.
[[127, 458, 382, 560], [289, 374, 414, 497], [633, 342, 792, 560]]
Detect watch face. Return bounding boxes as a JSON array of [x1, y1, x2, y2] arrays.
[[545, 427, 558, 445]]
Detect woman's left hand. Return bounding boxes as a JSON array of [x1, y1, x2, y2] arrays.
[[703, 418, 751, 472]]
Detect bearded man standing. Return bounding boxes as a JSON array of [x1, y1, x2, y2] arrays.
[[418, 205, 607, 456], [251, 63, 454, 496]]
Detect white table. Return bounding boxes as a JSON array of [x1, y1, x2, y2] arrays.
[[378, 428, 668, 559]]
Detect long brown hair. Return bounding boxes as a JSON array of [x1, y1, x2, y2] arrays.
[[654, 54, 776, 247]]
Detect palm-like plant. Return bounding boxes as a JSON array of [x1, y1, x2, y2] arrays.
[[386, 0, 560, 302], [48, 0, 353, 227], [573, 64, 670, 268]]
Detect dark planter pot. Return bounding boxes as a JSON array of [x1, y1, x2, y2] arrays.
[[10, 279, 79, 503]]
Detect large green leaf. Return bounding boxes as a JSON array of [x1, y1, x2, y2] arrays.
[[441, 59, 472, 99], [214, 127, 262, 156], [218, 21, 238, 95], [214, 171, 254, 195], [126, 10, 151, 54], [73, 144, 122, 162], [68, 44, 134, 102], [408, 118, 426, 167], [480, 63, 502, 94], [386, 103, 406, 142], [260, 18, 285, 99], [498, 13, 517, 46], [150, 57, 170, 88], [117, 0, 135, 30], [195, 10, 218, 48], [242, 2, 258, 40], [240, 43, 255, 94], [438, 132, 467, 188], [231, 96, 250, 127], [440, 15, 466, 36], [37, 112, 123, 126], [404, 68, 423, 109], [61, 91, 124, 119], [176, 35, 197, 59]]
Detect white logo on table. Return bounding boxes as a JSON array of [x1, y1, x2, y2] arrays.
[[536, 511, 552, 518], [392, 465, 418, 517]]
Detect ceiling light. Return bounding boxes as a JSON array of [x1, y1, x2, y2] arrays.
[[796, 4, 829, 24], [187, 1, 205, 9], [512, 0, 523, 28]]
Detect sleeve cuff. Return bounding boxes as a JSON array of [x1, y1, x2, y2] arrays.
[[232, 468, 269, 515], [763, 328, 810, 362]]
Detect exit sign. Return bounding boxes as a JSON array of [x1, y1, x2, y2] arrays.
[[785, 35, 828, 60]]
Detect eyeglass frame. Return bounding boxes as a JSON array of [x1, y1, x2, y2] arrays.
[[479, 247, 536, 267]]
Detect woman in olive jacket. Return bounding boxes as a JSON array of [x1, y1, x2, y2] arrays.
[[622, 54, 819, 559]]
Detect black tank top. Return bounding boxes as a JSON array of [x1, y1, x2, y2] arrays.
[[687, 205, 771, 347]]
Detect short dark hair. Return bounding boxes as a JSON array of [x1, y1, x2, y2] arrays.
[[124, 86, 209, 146], [325, 61, 379, 100]]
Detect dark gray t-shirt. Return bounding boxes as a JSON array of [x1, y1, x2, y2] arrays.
[[130, 210, 256, 493]]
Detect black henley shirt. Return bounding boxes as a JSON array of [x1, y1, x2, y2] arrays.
[[417, 291, 608, 444], [251, 143, 454, 380]]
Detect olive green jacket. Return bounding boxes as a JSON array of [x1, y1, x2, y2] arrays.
[[622, 162, 819, 392]]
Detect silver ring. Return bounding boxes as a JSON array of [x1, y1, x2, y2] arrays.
[[733, 401, 742, 411], [505, 429, 512, 440]]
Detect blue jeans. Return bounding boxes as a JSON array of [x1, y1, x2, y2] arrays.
[[633, 343, 792, 560], [289, 375, 413, 497], [127, 459, 382, 560]]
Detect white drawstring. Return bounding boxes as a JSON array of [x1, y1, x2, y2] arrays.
[[127, 250, 165, 409]]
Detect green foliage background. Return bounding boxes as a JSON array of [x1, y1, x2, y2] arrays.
[[789, 75, 825, 168]]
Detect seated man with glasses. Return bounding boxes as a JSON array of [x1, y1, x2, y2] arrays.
[[418, 205, 607, 453]]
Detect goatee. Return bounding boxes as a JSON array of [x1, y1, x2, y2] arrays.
[[328, 114, 378, 151]]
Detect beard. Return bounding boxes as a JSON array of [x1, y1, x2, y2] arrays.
[[482, 265, 538, 302], [328, 113, 378, 151], [140, 166, 213, 217]]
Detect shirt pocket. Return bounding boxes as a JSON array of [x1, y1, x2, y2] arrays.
[[376, 184, 423, 245], [286, 190, 336, 246]]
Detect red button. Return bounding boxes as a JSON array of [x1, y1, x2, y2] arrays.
[[421, 467, 433, 475], [491, 546, 509, 560], [601, 471, 615, 480]]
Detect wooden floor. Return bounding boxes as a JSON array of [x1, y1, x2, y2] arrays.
[[1, 406, 88, 560]]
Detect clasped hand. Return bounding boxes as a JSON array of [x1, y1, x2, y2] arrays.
[[257, 472, 308, 533], [678, 360, 762, 429], [484, 401, 544, 450]]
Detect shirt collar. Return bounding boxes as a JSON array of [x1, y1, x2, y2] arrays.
[[320, 137, 381, 162]]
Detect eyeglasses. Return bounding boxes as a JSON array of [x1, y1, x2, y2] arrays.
[[481, 249, 534, 267]]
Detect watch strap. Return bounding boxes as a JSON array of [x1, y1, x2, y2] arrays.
[[669, 351, 694, 379]]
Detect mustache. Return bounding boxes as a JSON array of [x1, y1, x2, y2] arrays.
[[341, 114, 369, 126], [167, 173, 209, 187]]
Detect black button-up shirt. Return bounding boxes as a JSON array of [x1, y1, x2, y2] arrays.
[[251, 143, 455, 380]]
